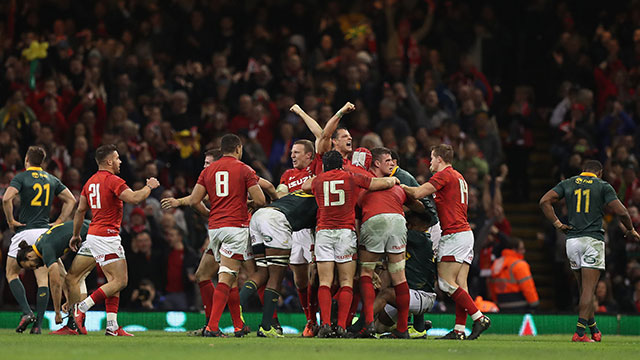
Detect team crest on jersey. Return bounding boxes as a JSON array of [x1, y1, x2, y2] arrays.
[[583, 255, 596, 265], [575, 177, 593, 184]]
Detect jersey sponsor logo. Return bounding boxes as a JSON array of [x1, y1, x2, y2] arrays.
[[575, 177, 593, 185], [287, 176, 311, 189], [336, 253, 355, 261], [107, 229, 119, 235], [391, 244, 406, 250]]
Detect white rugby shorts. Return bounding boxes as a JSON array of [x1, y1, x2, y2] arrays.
[[566, 236, 605, 270], [437, 230, 474, 264], [208, 227, 251, 262], [360, 214, 407, 254], [8, 228, 48, 258], [315, 229, 357, 263], [85, 234, 126, 266]]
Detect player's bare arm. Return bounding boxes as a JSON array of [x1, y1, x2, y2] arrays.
[[248, 184, 266, 208], [290, 104, 323, 140], [606, 199, 640, 241], [317, 102, 356, 154], [120, 177, 160, 204], [2, 186, 25, 231], [539, 189, 572, 232], [402, 181, 437, 199], [301, 176, 315, 193], [52, 188, 77, 225], [162, 183, 208, 209], [258, 177, 279, 201], [70, 196, 89, 251], [369, 176, 400, 191]]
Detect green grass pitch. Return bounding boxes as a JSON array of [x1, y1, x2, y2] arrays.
[[1, 330, 639, 360]]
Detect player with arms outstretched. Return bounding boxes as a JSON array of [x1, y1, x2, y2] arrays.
[[540, 160, 640, 342], [2, 146, 76, 333], [70, 144, 160, 336], [403, 144, 490, 340]]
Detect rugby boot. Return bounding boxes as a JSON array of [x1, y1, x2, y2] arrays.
[[302, 321, 318, 337], [16, 313, 36, 333], [73, 306, 87, 335], [407, 326, 427, 339], [382, 329, 409, 339], [30, 325, 41, 334], [435, 330, 466, 340], [272, 318, 283, 335], [333, 326, 347, 338], [234, 324, 251, 337], [467, 315, 491, 340], [572, 333, 594, 342], [106, 327, 134, 336], [354, 322, 377, 338], [50, 326, 79, 335], [257, 326, 284, 338], [203, 326, 227, 338], [317, 324, 333, 338], [187, 326, 206, 337], [591, 331, 602, 342]]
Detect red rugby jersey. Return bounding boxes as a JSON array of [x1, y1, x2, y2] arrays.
[[312, 169, 371, 230], [197, 156, 259, 229], [280, 154, 321, 192], [358, 185, 407, 223], [427, 166, 471, 235], [82, 170, 130, 236]]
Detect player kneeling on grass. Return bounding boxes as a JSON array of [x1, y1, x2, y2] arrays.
[[17, 220, 92, 335], [249, 190, 318, 338], [303, 150, 399, 338], [370, 212, 437, 339]]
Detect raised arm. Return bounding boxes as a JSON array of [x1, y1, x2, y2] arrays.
[[2, 186, 25, 232], [317, 102, 356, 154], [53, 188, 77, 224], [119, 178, 160, 205], [290, 104, 323, 140]]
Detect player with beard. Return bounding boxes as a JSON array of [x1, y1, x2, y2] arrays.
[[70, 144, 160, 336], [355, 147, 425, 339]]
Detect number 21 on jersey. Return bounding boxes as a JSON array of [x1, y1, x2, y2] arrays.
[[459, 178, 469, 204], [88, 183, 101, 209], [323, 180, 345, 206]]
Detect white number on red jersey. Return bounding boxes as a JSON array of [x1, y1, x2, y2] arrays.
[[215, 171, 229, 197], [88, 183, 101, 209], [323, 180, 345, 206], [458, 178, 468, 204]]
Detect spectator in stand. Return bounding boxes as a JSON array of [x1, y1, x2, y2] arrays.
[[489, 238, 539, 312], [594, 278, 618, 314], [159, 228, 199, 311]]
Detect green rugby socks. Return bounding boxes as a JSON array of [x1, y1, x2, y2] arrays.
[[588, 318, 599, 334], [576, 317, 588, 336], [261, 288, 280, 330], [9, 279, 32, 315], [35, 287, 49, 326], [240, 280, 258, 308]]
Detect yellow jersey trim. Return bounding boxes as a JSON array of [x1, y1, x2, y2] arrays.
[[26, 167, 43, 171], [31, 244, 43, 259], [579, 172, 597, 177], [390, 166, 399, 177]]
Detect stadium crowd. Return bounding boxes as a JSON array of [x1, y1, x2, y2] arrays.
[[0, 0, 638, 317]]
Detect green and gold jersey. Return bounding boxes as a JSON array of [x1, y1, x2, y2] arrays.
[[9, 167, 67, 232], [271, 190, 318, 232], [552, 172, 618, 241], [34, 220, 90, 267], [405, 229, 437, 293], [390, 166, 439, 228]]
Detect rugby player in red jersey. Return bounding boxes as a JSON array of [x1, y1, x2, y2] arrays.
[[302, 150, 399, 338], [402, 144, 491, 340], [356, 147, 425, 339], [173, 134, 265, 337], [70, 144, 160, 336]]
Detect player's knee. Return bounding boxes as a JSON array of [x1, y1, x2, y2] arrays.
[[359, 261, 376, 276], [437, 277, 458, 296], [387, 260, 405, 274]]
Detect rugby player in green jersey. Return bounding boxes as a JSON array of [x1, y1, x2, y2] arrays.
[[540, 160, 640, 342], [16, 220, 91, 334], [2, 146, 76, 333]]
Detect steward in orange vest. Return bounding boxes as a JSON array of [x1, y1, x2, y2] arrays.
[[489, 239, 539, 312]]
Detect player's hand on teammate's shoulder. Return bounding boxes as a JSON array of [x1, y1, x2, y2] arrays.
[[161, 197, 179, 209], [392, 176, 400, 185], [146, 177, 160, 189], [401, 184, 417, 198]]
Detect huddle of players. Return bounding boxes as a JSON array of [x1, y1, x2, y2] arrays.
[[159, 102, 491, 339], [4, 101, 491, 340]]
